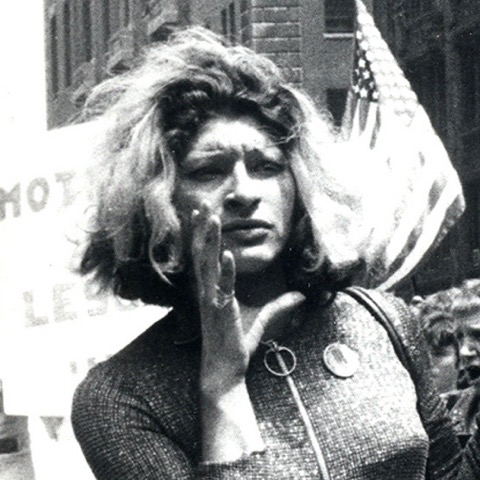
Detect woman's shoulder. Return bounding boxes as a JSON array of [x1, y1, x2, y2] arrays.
[[72, 309, 197, 405], [334, 287, 422, 373], [339, 287, 417, 338]]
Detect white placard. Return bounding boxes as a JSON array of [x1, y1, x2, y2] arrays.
[[0, 123, 165, 416]]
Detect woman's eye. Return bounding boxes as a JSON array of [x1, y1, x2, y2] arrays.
[[187, 167, 223, 181], [252, 160, 284, 175]]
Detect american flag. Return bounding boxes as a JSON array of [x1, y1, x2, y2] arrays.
[[342, 0, 465, 290]]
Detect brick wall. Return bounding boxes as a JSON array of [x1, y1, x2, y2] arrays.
[[45, 0, 358, 128], [246, 0, 302, 84]]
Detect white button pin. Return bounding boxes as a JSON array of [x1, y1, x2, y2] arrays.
[[323, 342, 360, 378]]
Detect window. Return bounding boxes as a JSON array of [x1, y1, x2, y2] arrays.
[[220, 3, 236, 44], [63, 1, 72, 87], [241, 0, 248, 14], [460, 37, 480, 127], [103, 0, 111, 49], [82, 0, 92, 62], [240, 0, 249, 44], [124, 0, 131, 27], [325, 0, 355, 34], [229, 2, 237, 44], [221, 8, 227, 37], [326, 89, 348, 126], [408, 57, 446, 138], [50, 15, 59, 94], [465, 183, 480, 258]]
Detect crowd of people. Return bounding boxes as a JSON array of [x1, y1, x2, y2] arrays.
[[412, 279, 480, 446]]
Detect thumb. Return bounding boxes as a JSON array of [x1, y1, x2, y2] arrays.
[[248, 292, 306, 346]]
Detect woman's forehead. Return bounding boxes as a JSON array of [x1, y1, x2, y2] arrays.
[[185, 115, 284, 158]]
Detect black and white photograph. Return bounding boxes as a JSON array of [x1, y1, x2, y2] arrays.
[[1, 1, 480, 479]]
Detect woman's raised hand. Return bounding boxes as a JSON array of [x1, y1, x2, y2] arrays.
[[191, 202, 304, 391], [191, 201, 305, 461]]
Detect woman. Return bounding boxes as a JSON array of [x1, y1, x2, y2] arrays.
[[72, 28, 480, 479]]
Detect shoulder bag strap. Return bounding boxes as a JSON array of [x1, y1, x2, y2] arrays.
[[344, 286, 411, 374]]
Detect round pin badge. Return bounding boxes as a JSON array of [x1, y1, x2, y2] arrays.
[[323, 342, 359, 378]]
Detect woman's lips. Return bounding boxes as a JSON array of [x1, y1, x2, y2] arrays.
[[222, 219, 272, 232], [222, 220, 272, 243]]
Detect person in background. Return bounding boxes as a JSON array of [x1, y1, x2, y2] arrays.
[[413, 280, 480, 448], [454, 280, 480, 389], [444, 280, 480, 446], [71, 28, 480, 479], [411, 288, 460, 394]]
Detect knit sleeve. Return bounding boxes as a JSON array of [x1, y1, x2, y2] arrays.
[[71, 366, 197, 480], [196, 453, 277, 479], [366, 290, 480, 480], [72, 365, 275, 480]]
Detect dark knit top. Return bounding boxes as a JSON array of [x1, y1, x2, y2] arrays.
[[71, 290, 480, 479]]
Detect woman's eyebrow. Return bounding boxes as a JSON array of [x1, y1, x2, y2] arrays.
[[245, 146, 285, 161], [182, 149, 236, 164], [183, 141, 284, 164]]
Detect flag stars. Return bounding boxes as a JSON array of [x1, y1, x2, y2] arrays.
[[359, 87, 370, 98], [360, 39, 370, 52]]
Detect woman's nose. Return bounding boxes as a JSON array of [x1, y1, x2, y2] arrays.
[[459, 339, 478, 362], [224, 163, 260, 213]]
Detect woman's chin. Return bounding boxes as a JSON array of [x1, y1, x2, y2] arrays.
[[231, 250, 280, 276]]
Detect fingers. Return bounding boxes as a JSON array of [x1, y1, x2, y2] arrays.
[[211, 250, 236, 310], [191, 202, 222, 300], [218, 250, 235, 296]]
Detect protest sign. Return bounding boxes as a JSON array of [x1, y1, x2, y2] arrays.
[[0, 122, 164, 416]]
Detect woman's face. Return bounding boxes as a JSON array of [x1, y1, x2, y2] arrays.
[[174, 114, 296, 275]]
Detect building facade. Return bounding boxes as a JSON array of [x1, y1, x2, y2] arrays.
[[44, 0, 477, 295], [45, 0, 189, 127], [44, 0, 366, 128], [374, 0, 480, 294]]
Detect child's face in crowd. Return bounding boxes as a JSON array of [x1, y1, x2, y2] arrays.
[[426, 316, 459, 393], [457, 311, 480, 386]]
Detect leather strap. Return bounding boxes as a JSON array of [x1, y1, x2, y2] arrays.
[[344, 286, 411, 374]]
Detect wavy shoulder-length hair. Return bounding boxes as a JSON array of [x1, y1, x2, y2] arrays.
[[80, 27, 367, 307]]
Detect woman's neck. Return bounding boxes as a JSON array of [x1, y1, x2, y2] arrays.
[[235, 262, 297, 340], [182, 260, 298, 341], [235, 262, 288, 308]]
